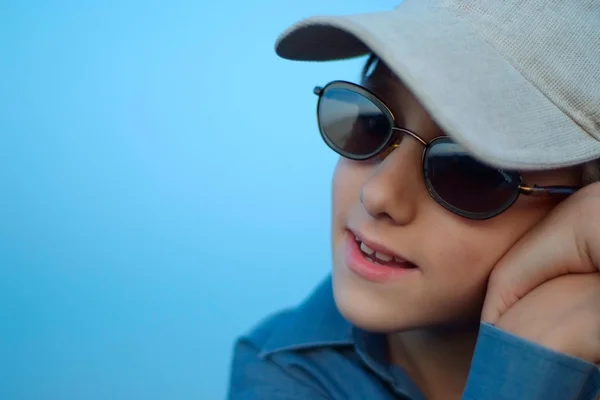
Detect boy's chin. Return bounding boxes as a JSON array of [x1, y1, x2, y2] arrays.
[[336, 299, 480, 334], [332, 278, 483, 334], [332, 284, 428, 333], [338, 307, 419, 334]]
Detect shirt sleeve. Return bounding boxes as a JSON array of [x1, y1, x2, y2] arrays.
[[462, 322, 600, 400], [227, 338, 330, 400]]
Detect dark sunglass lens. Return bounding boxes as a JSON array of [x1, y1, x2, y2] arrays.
[[318, 87, 392, 158], [424, 139, 520, 217]]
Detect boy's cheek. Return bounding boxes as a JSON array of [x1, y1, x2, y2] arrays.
[[331, 158, 370, 213]]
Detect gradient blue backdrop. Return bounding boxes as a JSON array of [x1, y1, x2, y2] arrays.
[[1, 0, 398, 398]]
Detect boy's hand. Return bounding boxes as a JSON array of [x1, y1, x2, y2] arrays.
[[481, 182, 600, 363]]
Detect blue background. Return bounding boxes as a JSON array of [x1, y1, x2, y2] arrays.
[[1, 0, 398, 398]]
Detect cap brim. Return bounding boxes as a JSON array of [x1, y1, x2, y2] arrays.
[[275, 7, 600, 170]]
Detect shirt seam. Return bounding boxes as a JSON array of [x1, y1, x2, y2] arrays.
[[258, 340, 354, 359]]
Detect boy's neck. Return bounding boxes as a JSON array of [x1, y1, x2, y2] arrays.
[[387, 321, 479, 400]]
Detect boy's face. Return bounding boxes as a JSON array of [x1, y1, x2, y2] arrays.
[[330, 62, 580, 332]]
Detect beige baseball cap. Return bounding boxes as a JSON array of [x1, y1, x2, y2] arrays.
[[274, 0, 600, 170]]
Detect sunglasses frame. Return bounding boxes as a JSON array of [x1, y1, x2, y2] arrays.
[[314, 80, 579, 220]]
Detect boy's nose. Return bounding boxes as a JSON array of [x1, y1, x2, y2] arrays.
[[359, 139, 426, 226]]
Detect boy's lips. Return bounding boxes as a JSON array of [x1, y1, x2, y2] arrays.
[[343, 229, 419, 283], [351, 230, 416, 266]]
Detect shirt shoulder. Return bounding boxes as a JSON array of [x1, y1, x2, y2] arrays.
[[228, 277, 404, 400]]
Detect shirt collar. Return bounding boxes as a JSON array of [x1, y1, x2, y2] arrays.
[[256, 275, 426, 399], [259, 275, 354, 357]]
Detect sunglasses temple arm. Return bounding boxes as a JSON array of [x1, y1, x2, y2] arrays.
[[518, 185, 579, 197]]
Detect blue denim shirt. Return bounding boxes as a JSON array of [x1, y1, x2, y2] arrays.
[[228, 277, 600, 399]]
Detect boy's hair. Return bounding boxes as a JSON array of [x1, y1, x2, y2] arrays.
[[361, 54, 600, 186], [582, 161, 600, 185]]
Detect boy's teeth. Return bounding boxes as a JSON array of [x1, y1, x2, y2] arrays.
[[375, 252, 392, 262], [358, 240, 396, 263], [360, 242, 375, 255], [355, 235, 411, 266]]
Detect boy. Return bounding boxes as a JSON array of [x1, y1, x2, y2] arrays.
[[228, 1, 600, 398]]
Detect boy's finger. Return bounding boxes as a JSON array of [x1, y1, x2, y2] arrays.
[[481, 197, 597, 324]]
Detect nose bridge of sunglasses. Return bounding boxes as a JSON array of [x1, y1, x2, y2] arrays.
[[390, 135, 401, 149], [392, 127, 429, 147]]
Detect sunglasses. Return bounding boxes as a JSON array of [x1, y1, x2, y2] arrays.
[[314, 80, 578, 220]]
